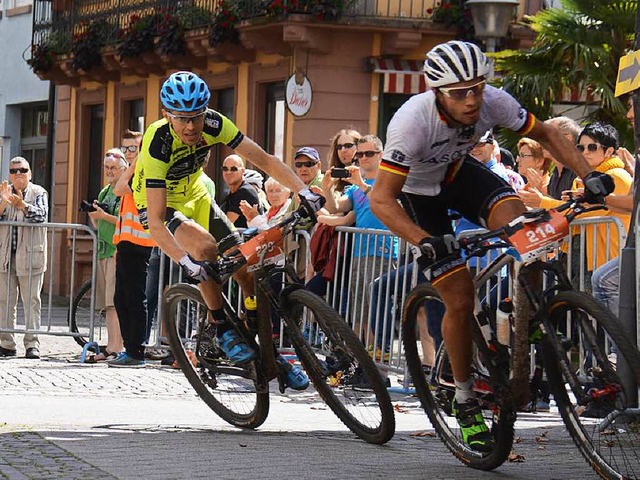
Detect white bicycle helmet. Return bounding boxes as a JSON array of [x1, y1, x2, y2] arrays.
[[423, 41, 490, 87]]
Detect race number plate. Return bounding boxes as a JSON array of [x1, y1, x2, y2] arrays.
[[237, 226, 285, 271], [507, 210, 569, 263]]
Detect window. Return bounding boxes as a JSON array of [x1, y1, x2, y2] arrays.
[[87, 105, 104, 202], [265, 82, 285, 160], [125, 98, 144, 133], [20, 104, 48, 188]]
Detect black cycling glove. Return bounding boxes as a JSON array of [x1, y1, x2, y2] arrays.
[[416, 234, 461, 270], [583, 171, 615, 203]]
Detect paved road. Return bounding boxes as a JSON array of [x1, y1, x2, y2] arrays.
[[0, 335, 600, 480]]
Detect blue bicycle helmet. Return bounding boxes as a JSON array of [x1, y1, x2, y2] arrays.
[[160, 71, 211, 112]]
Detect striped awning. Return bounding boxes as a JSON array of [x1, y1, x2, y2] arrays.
[[371, 58, 426, 94]]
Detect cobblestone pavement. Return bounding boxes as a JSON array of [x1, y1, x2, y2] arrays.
[[0, 335, 603, 479]]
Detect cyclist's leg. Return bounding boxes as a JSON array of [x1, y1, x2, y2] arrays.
[[170, 205, 255, 363]]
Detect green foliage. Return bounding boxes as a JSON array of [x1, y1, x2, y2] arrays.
[[426, 0, 475, 41], [494, 0, 636, 149], [71, 20, 114, 72]]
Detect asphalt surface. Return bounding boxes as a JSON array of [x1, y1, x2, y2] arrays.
[[0, 334, 602, 480]]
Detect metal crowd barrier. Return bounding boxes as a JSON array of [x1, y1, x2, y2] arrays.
[[320, 216, 628, 382], [0, 220, 98, 345]]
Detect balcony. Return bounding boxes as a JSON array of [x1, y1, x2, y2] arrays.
[[30, 0, 452, 85]]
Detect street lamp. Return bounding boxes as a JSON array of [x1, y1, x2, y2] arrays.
[[467, 0, 520, 53]]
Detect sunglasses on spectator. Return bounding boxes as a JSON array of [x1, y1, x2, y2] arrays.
[[295, 160, 318, 168], [9, 168, 29, 174], [438, 81, 485, 101], [222, 166, 239, 172], [337, 142, 356, 150], [576, 143, 603, 153], [354, 150, 381, 159], [166, 111, 206, 125], [120, 145, 138, 153]]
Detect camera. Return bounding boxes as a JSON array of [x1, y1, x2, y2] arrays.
[[79, 200, 108, 213], [330, 168, 351, 179]]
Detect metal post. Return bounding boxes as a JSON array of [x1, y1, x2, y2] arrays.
[[616, 4, 640, 406]]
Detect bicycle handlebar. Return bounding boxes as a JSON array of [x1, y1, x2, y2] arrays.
[[457, 195, 607, 258]]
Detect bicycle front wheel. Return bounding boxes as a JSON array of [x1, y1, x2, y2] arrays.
[[402, 283, 515, 471], [163, 283, 269, 429], [69, 280, 104, 348], [282, 288, 395, 444], [542, 291, 640, 480]]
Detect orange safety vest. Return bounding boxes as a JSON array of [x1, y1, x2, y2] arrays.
[[113, 192, 157, 247]]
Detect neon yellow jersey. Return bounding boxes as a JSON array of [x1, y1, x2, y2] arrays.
[[132, 109, 244, 212]]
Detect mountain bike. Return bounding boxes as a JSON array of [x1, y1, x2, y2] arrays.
[[402, 196, 640, 478], [163, 207, 395, 444], [69, 279, 105, 348]]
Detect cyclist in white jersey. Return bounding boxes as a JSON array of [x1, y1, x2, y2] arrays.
[[370, 40, 614, 453]]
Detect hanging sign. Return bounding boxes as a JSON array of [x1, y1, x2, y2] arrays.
[[285, 72, 313, 117]]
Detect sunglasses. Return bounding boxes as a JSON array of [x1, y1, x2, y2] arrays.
[[438, 81, 485, 101], [222, 166, 239, 172], [576, 143, 603, 153], [166, 111, 206, 125], [120, 145, 138, 153], [337, 142, 356, 150], [295, 161, 318, 168], [9, 168, 29, 174], [354, 150, 381, 159]]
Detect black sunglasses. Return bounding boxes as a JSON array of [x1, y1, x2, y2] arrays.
[[576, 143, 603, 153], [9, 168, 29, 174], [120, 145, 138, 153], [222, 166, 239, 172], [354, 150, 381, 159], [295, 161, 318, 168], [337, 142, 356, 150]]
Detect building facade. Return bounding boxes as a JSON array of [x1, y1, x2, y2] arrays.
[[29, 0, 541, 294], [1, 0, 50, 191]]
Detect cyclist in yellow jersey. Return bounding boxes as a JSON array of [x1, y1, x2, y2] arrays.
[[133, 72, 323, 376]]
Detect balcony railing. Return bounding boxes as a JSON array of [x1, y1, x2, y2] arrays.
[[32, 0, 437, 52]]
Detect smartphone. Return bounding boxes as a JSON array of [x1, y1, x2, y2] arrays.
[[331, 168, 351, 179]]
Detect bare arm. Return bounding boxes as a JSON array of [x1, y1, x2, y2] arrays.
[[369, 170, 427, 245], [234, 137, 306, 193], [527, 121, 591, 179], [114, 159, 135, 196], [318, 210, 356, 226], [146, 187, 186, 263], [226, 211, 240, 224]]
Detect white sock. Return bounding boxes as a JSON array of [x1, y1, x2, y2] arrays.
[[454, 377, 475, 404]]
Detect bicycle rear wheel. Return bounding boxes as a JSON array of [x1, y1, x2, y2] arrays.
[[542, 291, 640, 480], [282, 288, 395, 444], [69, 280, 105, 348], [402, 283, 515, 470], [163, 283, 269, 429]]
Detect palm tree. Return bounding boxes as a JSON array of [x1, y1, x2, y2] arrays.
[[494, 0, 636, 147]]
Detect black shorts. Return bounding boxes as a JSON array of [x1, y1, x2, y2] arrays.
[[401, 155, 518, 236], [401, 156, 518, 283]]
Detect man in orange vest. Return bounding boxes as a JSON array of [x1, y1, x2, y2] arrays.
[[109, 130, 156, 367]]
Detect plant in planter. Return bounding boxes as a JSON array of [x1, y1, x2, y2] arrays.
[[309, 0, 351, 20], [177, 4, 214, 29], [156, 12, 186, 57], [28, 30, 72, 74], [209, 0, 245, 48], [72, 20, 113, 72], [117, 13, 160, 59], [426, 0, 475, 40], [262, 0, 300, 17]]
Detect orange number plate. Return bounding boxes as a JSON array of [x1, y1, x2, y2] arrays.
[[507, 210, 569, 262], [237, 226, 285, 269]]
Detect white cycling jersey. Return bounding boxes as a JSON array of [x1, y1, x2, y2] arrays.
[[381, 85, 536, 196]]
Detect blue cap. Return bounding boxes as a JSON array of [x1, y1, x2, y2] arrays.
[[294, 147, 320, 163]]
